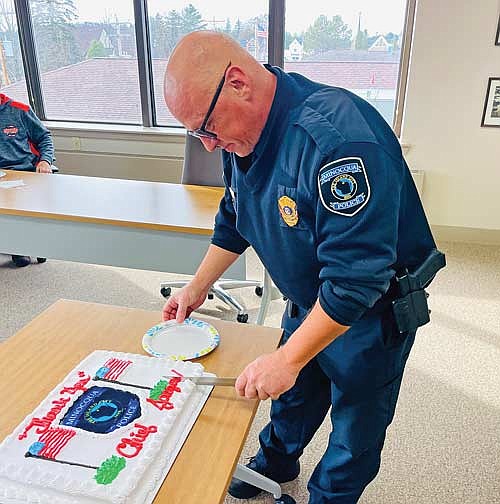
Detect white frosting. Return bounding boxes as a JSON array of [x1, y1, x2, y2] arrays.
[[0, 350, 207, 504]]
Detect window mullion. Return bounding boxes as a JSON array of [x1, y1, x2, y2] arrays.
[[133, 0, 155, 127], [268, 0, 285, 67], [13, 0, 44, 118]]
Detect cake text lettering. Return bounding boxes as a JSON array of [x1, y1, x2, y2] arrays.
[[116, 423, 158, 458]]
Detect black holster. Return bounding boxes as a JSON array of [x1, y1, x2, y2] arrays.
[[391, 249, 446, 333]]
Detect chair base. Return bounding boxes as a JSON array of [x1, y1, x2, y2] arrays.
[[160, 279, 262, 323]]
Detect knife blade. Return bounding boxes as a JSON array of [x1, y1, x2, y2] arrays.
[[164, 376, 236, 387]]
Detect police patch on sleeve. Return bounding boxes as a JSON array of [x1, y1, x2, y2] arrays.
[[317, 157, 371, 216]]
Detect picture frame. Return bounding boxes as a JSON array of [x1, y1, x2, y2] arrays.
[[481, 77, 500, 127], [496, 15, 500, 45]]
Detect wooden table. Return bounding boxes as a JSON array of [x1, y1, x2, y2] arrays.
[[0, 299, 282, 503], [0, 170, 245, 279]]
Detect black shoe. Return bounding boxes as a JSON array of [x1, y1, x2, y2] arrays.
[[228, 456, 300, 499], [12, 255, 30, 267], [36, 257, 47, 264]]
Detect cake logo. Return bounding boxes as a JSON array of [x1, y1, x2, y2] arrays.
[[60, 386, 141, 434]]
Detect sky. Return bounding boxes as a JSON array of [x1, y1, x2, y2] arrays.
[[73, 0, 407, 36]]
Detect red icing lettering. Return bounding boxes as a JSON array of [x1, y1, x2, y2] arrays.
[[146, 377, 182, 411], [18, 373, 89, 441], [116, 423, 157, 458], [59, 373, 91, 395], [18, 397, 71, 440]]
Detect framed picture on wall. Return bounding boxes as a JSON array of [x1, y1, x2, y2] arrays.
[[481, 77, 500, 127], [496, 16, 500, 45]]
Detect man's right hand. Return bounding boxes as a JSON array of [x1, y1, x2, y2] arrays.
[[162, 282, 209, 323]]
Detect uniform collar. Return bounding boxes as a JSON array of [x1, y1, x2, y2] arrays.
[[0, 93, 11, 106], [235, 65, 304, 191]]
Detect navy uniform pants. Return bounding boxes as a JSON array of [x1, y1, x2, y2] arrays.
[[255, 303, 416, 503]]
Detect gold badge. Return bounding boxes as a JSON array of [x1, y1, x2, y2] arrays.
[[278, 195, 299, 227]]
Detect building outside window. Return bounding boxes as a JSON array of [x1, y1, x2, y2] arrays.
[[285, 0, 407, 125]]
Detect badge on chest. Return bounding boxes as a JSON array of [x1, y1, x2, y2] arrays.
[[278, 195, 299, 227], [317, 157, 371, 217]]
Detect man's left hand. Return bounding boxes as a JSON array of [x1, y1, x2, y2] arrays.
[[235, 348, 301, 401], [36, 161, 52, 173]]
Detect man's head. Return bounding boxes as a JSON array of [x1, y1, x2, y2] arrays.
[[164, 31, 276, 157]]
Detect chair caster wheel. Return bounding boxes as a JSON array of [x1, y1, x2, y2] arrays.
[[160, 287, 171, 298], [237, 313, 248, 323], [275, 495, 295, 504], [36, 257, 47, 263], [208, 293, 214, 300], [255, 286, 263, 297]]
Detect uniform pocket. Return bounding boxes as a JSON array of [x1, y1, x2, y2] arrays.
[[277, 185, 308, 230]]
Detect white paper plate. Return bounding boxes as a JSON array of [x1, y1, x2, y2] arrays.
[[0, 171, 6, 178], [142, 318, 220, 360]]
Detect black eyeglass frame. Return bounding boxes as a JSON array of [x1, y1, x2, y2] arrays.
[[187, 61, 231, 140]]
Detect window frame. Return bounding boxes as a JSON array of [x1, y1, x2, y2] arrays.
[[13, 0, 413, 135]]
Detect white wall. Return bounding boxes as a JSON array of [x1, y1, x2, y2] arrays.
[[402, 0, 500, 234]]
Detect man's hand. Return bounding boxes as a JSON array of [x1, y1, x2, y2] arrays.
[[162, 282, 209, 323], [36, 160, 52, 173], [235, 347, 302, 401]]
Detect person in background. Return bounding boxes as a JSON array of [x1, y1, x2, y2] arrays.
[[162, 31, 444, 504], [0, 92, 54, 267]]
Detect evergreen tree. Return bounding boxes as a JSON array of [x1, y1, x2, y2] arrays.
[[180, 4, 206, 33], [355, 29, 369, 50], [164, 9, 182, 55], [30, 0, 81, 72], [303, 15, 352, 55], [86, 39, 106, 58]]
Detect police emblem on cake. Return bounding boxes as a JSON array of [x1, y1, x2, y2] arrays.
[[278, 195, 298, 227]]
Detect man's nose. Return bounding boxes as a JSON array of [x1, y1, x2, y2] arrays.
[[199, 137, 219, 152]]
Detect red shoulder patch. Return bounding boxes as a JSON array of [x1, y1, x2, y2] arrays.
[[9, 100, 30, 112]]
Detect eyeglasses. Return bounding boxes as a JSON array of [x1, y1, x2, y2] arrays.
[[187, 61, 231, 141]]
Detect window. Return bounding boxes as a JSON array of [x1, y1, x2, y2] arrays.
[[147, 0, 269, 126], [0, 0, 29, 103], [284, 0, 407, 125], [10, 0, 413, 133], [29, 0, 141, 124]]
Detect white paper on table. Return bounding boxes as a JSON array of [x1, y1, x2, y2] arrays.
[[0, 180, 25, 189]]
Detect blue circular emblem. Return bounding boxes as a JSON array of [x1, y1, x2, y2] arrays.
[[85, 400, 121, 424], [331, 174, 357, 201]]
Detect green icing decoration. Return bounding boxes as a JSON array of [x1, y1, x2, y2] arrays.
[[94, 455, 126, 485], [149, 379, 169, 400]]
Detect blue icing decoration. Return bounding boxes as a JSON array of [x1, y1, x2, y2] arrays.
[[28, 442, 44, 455], [95, 367, 109, 379]]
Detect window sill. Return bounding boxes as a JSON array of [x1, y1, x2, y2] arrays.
[[45, 121, 187, 143]]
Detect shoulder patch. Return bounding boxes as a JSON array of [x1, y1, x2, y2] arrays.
[[317, 157, 371, 216], [9, 100, 30, 112]]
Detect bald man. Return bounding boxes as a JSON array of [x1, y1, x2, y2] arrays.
[[163, 31, 442, 504]]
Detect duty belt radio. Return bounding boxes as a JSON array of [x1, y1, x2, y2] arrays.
[[391, 249, 446, 333]]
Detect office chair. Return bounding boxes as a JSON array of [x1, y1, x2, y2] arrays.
[[160, 135, 281, 324]]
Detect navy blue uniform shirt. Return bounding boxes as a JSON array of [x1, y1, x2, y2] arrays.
[[212, 66, 436, 326], [0, 93, 54, 171]]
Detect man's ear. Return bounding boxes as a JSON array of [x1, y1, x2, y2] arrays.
[[225, 66, 251, 99]]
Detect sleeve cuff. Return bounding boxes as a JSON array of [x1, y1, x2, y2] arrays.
[[318, 283, 367, 326], [211, 236, 249, 255]]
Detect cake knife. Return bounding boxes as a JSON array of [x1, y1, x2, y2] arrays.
[[163, 376, 236, 386]]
